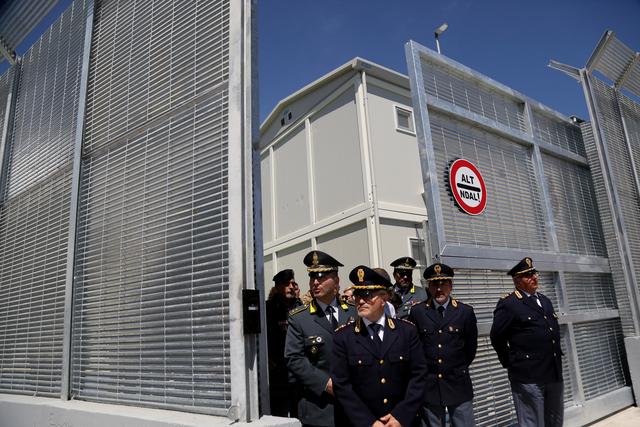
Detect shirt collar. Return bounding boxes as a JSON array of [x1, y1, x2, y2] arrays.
[[517, 288, 535, 298], [433, 297, 450, 310], [316, 298, 338, 313], [362, 314, 386, 329]]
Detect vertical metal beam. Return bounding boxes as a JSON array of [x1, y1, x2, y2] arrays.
[[0, 64, 20, 201], [580, 69, 640, 334], [355, 70, 382, 266], [61, 0, 95, 401], [405, 41, 446, 261], [228, 0, 259, 421]]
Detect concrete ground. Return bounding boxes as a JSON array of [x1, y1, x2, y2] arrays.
[[588, 406, 640, 426]]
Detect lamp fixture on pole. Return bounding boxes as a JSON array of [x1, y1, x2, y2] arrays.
[[434, 23, 449, 54]]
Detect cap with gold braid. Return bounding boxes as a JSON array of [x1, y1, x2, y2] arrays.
[[349, 265, 392, 290], [303, 250, 343, 274], [423, 262, 454, 281], [507, 257, 538, 277], [390, 256, 417, 270]]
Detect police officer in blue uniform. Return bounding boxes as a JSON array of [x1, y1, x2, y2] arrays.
[[331, 265, 427, 427], [490, 257, 563, 427], [285, 251, 357, 427], [408, 263, 478, 427], [391, 257, 428, 319]]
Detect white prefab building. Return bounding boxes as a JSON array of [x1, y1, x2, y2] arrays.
[[260, 46, 640, 426], [260, 58, 431, 287]]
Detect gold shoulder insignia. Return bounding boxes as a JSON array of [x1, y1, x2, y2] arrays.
[[288, 305, 308, 317], [399, 318, 415, 326], [335, 321, 354, 333], [425, 297, 433, 307], [387, 317, 396, 330], [451, 299, 458, 308], [354, 317, 362, 334], [309, 300, 317, 314], [410, 285, 416, 294], [514, 290, 523, 299], [339, 298, 349, 311]]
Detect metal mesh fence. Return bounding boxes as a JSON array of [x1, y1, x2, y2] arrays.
[[70, 0, 233, 414]]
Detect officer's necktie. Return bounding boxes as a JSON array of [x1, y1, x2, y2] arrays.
[[532, 294, 542, 308], [369, 323, 383, 351], [326, 305, 338, 330], [437, 305, 445, 318]]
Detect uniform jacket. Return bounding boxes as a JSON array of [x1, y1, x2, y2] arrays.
[[285, 298, 357, 426], [266, 294, 301, 386], [490, 290, 563, 384], [331, 316, 427, 427], [408, 297, 478, 406], [395, 284, 428, 319]]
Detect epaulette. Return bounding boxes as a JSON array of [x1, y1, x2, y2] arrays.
[[501, 293, 510, 299], [398, 318, 415, 326], [514, 289, 523, 299], [288, 305, 308, 317], [335, 320, 354, 333], [451, 298, 458, 308]]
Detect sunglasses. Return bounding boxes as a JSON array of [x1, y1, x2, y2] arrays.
[[520, 271, 539, 278], [353, 290, 385, 301], [395, 270, 412, 277]]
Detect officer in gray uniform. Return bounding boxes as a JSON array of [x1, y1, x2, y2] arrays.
[[391, 257, 428, 319], [285, 250, 357, 427], [490, 257, 563, 427]]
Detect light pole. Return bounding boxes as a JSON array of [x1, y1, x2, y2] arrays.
[[434, 23, 449, 54]]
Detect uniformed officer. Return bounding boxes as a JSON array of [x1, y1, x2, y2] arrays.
[[266, 269, 302, 416], [490, 257, 563, 427], [332, 266, 427, 427], [408, 263, 478, 427], [285, 251, 357, 427], [391, 257, 428, 319]]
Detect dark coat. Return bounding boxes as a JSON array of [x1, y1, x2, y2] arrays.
[[331, 316, 427, 427], [490, 290, 563, 384], [394, 284, 428, 319], [266, 294, 299, 385], [285, 298, 357, 426], [408, 297, 478, 406]]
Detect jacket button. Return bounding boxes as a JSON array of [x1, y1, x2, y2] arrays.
[[554, 353, 557, 357], [549, 327, 553, 331], [438, 344, 442, 348], [438, 373, 443, 379], [438, 329, 442, 334], [399, 356, 403, 360], [525, 354, 529, 359], [438, 358, 443, 364], [527, 316, 531, 320], [358, 360, 362, 365], [544, 315, 548, 319], [552, 340, 556, 344], [379, 359, 384, 365], [381, 378, 386, 384], [383, 398, 388, 404]]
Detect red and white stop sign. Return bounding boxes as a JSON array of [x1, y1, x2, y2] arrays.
[[448, 159, 487, 215]]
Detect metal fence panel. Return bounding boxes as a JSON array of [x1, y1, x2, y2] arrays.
[[541, 153, 606, 257], [429, 112, 548, 251], [532, 111, 586, 157], [70, 0, 233, 414], [0, 0, 86, 397], [574, 319, 627, 400]]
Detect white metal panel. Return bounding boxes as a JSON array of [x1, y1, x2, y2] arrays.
[[379, 218, 426, 285], [316, 220, 371, 280], [310, 89, 365, 221], [273, 126, 311, 237], [263, 254, 274, 300], [260, 152, 273, 242], [366, 83, 424, 210], [275, 240, 312, 295]]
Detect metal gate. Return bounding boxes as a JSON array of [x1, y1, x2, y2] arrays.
[[406, 40, 631, 426]]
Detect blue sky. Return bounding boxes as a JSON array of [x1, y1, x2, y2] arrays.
[[259, 0, 640, 122], [4, 0, 639, 124]]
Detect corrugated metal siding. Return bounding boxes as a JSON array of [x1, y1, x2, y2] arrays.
[[469, 337, 516, 426], [0, 0, 58, 57], [574, 319, 627, 400], [430, 112, 548, 250], [563, 273, 617, 312], [0, 0, 86, 397], [71, 0, 232, 414], [422, 60, 527, 134], [542, 153, 606, 256], [0, 68, 14, 139]]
